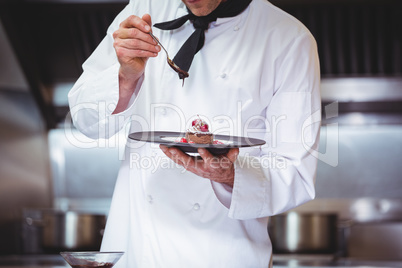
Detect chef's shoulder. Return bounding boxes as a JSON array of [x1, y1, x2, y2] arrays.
[[252, 0, 315, 42]]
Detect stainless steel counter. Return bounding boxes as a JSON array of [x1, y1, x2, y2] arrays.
[[1, 255, 402, 268], [0, 255, 69, 268], [273, 254, 402, 268]]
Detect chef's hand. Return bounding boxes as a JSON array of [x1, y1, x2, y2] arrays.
[[160, 145, 239, 188], [112, 14, 160, 113]]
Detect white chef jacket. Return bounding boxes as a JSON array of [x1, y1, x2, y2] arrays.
[[68, 0, 321, 267]]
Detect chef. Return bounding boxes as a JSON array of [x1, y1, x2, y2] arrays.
[[68, 0, 321, 266]]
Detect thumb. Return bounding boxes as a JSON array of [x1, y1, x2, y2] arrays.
[[142, 14, 152, 30], [227, 148, 239, 163]]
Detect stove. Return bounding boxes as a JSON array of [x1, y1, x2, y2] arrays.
[[273, 254, 402, 268], [0, 255, 68, 267]]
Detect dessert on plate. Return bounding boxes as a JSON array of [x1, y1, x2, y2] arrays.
[[185, 117, 213, 144]]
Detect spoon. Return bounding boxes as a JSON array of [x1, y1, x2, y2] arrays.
[[149, 32, 189, 85]]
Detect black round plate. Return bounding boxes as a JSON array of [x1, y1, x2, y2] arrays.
[[128, 131, 266, 155]]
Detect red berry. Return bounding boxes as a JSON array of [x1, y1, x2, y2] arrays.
[[192, 119, 201, 126], [200, 124, 209, 132], [176, 137, 188, 143], [213, 140, 223, 144]]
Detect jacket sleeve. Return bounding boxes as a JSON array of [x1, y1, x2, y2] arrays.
[[67, 2, 144, 139], [212, 32, 322, 220]]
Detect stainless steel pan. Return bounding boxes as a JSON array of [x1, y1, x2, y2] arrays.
[[268, 212, 338, 254], [26, 210, 106, 252]]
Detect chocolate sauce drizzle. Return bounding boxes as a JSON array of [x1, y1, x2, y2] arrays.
[[167, 59, 189, 85]]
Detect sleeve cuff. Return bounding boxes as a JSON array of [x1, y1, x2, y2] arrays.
[[69, 63, 144, 138], [228, 155, 268, 220]]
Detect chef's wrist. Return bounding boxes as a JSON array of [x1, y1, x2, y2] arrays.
[[119, 67, 142, 94], [113, 69, 143, 114], [224, 172, 234, 188], [213, 169, 234, 188]]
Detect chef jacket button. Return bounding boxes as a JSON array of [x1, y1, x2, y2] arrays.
[[220, 73, 227, 79], [234, 26, 240, 31], [147, 195, 153, 204], [160, 108, 167, 115], [192, 203, 200, 211]]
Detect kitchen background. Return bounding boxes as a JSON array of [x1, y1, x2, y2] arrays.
[[0, 0, 402, 266]]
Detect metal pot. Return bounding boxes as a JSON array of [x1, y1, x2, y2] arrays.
[[26, 210, 106, 252], [268, 212, 338, 254]]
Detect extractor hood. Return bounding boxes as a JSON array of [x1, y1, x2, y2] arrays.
[[0, 0, 129, 128], [0, 0, 401, 128]]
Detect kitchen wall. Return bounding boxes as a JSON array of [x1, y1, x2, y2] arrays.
[[0, 20, 52, 254], [0, 1, 128, 254], [0, 22, 27, 90]]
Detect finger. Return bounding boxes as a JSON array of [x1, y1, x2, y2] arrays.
[[120, 15, 151, 33], [160, 146, 208, 178], [160, 145, 177, 159], [114, 46, 158, 60], [142, 14, 152, 30], [115, 15, 156, 46], [198, 148, 214, 165], [160, 145, 175, 159], [160, 145, 196, 169], [226, 148, 239, 163], [141, 13, 160, 46], [198, 148, 225, 171], [169, 148, 195, 169], [160, 144, 168, 151], [115, 37, 160, 54], [114, 27, 157, 46]]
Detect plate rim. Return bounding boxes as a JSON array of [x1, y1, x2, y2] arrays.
[[128, 131, 266, 149]]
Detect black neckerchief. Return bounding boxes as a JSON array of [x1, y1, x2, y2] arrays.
[[154, 0, 252, 79]]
